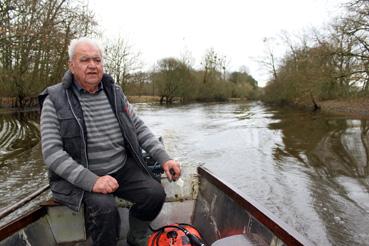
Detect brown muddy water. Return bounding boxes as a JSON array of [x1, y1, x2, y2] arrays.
[[0, 102, 369, 245]]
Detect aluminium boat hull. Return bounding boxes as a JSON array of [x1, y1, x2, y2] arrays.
[[0, 165, 310, 246]]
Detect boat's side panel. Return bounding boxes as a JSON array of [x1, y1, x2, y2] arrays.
[[194, 167, 310, 246], [192, 177, 275, 246], [0, 215, 57, 246], [0, 205, 88, 246], [0, 207, 47, 243]]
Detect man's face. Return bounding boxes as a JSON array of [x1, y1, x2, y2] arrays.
[[69, 43, 103, 90]]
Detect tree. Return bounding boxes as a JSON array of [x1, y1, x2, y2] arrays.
[[200, 48, 227, 84], [229, 71, 258, 87], [104, 36, 141, 89], [125, 71, 158, 97], [0, 0, 96, 107], [259, 37, 280, 81], [263, 33, 337, 106], [335, 0, 369, 93], [153, 58, 193, 104]]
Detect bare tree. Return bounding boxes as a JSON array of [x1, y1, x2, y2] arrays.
[[0, 0, 96, 107], [259, 37, 279, 81], [339, 0, 369, 92], [200, 48, 227, 84], [104, 37, 142, 89]]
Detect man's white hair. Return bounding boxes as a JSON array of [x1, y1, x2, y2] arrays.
[[68, 37, 104, 60]]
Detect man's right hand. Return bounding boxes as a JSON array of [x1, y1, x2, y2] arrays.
[[92, 175, 119, 194]]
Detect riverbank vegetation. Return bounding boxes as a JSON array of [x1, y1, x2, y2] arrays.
[[2, 0, 367, 111], [261, 0, 369, 110], [108, 47, 258, 104], [0, 0, 258, 107], [0, 0, 96, 107]]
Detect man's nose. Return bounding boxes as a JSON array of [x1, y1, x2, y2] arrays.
[[88, 62, 96, 67], [87, 59, 98, 67]]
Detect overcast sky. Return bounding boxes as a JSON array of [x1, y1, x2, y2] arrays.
[[88, 0, 348, 86]]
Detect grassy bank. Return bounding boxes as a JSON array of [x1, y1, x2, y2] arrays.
[[282, 97, 369, 119], [127, 95, 250, 104], [319, 98, 369, 119], [127, 96, 161, 103]]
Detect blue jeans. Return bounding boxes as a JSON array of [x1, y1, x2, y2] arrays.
[[83, 157, 166, 246]]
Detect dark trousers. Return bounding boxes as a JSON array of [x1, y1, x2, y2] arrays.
[[83, 157, 166, 246]]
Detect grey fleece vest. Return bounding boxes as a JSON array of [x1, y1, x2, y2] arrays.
[[39, 72, 151, 211]]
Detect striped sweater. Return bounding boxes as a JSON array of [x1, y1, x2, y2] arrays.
[[77, 89, 127, 176], [41, 89, 128, 190]]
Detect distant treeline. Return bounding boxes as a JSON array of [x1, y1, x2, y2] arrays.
[[122, 55, 258, 104], [0, 0, 258, 107], [261, 0, 369, 107]]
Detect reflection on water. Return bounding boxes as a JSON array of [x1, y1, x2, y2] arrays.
[[267, 108, 369, 245], [1, 103, 369, 245], [0, 110, 47, 210]]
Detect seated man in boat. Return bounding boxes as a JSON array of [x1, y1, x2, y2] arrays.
[[38, 37, 181, 246]]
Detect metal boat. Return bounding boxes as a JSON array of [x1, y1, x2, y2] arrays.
[[0, 164, 311, 245]]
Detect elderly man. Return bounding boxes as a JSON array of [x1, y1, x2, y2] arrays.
[[39, 37, 181, 246]]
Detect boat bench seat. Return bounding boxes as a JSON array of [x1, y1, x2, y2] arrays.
[[40, 199, 88, 244], [40, 198, 132, 244], [211, 234, 258, 246]]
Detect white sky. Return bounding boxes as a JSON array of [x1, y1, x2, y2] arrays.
[[88, 0, 348, 86]]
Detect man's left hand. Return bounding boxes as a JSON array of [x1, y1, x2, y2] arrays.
[[162, 160, 181, 181]]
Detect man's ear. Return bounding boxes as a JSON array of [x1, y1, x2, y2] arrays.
[[68, 60, 74, 74]]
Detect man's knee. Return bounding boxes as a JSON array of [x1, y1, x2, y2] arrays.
[[84, 193, 118, 215], [148, 182, 166, 203]]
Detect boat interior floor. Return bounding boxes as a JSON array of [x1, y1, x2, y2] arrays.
[[211, 234, 259, 246]]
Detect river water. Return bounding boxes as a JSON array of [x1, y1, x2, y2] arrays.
[[0, 102, 369, 245]]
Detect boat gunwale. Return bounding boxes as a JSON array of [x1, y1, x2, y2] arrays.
[[197, 166, 312, 246], [0, 206, 47, 241]]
